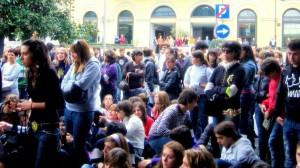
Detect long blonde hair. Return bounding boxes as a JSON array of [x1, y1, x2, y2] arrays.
[[70, 40, 91, 73]]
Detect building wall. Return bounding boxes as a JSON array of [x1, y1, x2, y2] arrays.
[[73, 0, 300, 48]]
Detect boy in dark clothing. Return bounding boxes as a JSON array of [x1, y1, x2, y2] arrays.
[[276, 39, 300, 168]]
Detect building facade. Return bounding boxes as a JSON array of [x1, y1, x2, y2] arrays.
[[72, 0, 300, 48]]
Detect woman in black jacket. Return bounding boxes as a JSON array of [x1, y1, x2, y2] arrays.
[[159, 56, 181, 100]]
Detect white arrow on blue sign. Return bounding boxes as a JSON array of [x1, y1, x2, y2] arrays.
[[215, 24, 230, 39]]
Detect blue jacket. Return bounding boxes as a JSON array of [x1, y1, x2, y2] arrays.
[[241, 60, 257, 91], [61, 57, 101, 112]]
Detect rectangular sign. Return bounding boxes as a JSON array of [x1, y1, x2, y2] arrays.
[[216, 4, 230, 19]]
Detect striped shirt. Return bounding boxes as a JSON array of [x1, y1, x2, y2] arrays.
[[149, 104, 189, 139]]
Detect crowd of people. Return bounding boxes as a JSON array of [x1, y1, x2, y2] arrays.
[[0, 37, 299, 168]]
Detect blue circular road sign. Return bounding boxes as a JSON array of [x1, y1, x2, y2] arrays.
[[215, 24, 230, 39]]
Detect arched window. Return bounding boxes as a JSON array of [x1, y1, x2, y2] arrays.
[[282, 9, 300, 47], [151, 6, 176, 18], [238, 9, 257, 46], [192, 5, 215, 17], [118, 10, 133, 44], [83, 11, 98, 25], [83, 11, 98, 43]]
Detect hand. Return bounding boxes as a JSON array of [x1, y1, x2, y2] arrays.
[[264, 111, 270, 119], [17, 101, 32, 111], [259, 104, 267, 113], [138, 159, 151, 168], [0, 121, 13, 133], [276, 117, 284, 126], [199, 83, 206, 89], [66, 133, 73, 143]]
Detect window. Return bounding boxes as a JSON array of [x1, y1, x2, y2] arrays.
[[192, 5, 215, 17], [118, 10, 133, 44], [283, 9, 300, 47], [83, 11, 98, 25], [238, 9, 257, 46], [83, 11, 98, 43], [151, 6, 176, 18]]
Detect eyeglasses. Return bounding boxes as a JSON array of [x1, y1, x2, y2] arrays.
[[222, 48, 233, 54]]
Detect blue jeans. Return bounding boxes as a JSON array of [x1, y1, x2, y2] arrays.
[[254, 104, 269, 161], [123, 87, 145, 100], [239, 93, 255, 146], [34, 129, 60, 168], [64, 109, 95, 167], [269, 122, 284, 168], [149, 136, 171, 154], [191, 96, 208, 139], [283, 118, 300, 168]]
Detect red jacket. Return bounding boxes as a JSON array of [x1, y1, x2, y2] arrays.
[[262, 75, 281, 117], [144, 116, 154, 139]]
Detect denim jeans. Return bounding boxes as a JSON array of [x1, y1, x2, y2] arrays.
[[123, 87, 145, 100], [283, 118, 300, 168], [64, 109, 95, 168], [33, 128, 60, 168], [269, 122, 284, 168], [254, 104, 269, 161], [239, 92, 255, 146], [191, 96, 208, 139], [149, 136, 171, 154]]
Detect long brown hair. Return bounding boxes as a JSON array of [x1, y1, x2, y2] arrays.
[[155, 141, 185, 168], [133, 101, 147, 125], [70, 39, 91, 73], [184, 148, 217, 168], [155, 91, 170, 112]]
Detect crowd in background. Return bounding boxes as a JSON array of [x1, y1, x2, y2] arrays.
[[0, 38, 299, 168]]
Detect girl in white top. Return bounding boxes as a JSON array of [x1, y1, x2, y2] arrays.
[[116, 100, 145, 157]]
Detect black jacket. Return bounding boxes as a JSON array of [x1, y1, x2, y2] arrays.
[[144, 58, 159, 92], [159, 68, 181, 100], [206, 62, 245, 111], [253, 75, 270, 103], [123, 61, 145, 89], [275, 65, 300, 121]]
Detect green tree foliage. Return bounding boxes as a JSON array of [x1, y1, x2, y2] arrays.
[[76, 22, 98, 43], [0, 0, 76, 55]]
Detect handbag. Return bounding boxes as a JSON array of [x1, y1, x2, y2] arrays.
[[118, 73, 130, 91], [263, 117, 275, 131], [2, 80, 14, 91], [63, 83, 87, 103]]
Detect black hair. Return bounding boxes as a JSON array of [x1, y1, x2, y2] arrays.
[[241, 44, 256, 62], [177, 89, 198, 106], [192, 50, 207, 65], [22, 39, 51, 70], [170, 125, 194, 149], [131, 49, 143, 61], [214, 121, 239, 141], [143, 48, 153, 57], [195, 41, 208, 50], [288, 39, 300, 51], [260, 58, 281, 76], [117, 100, 133, 117], [222, 41, 242, 60]]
